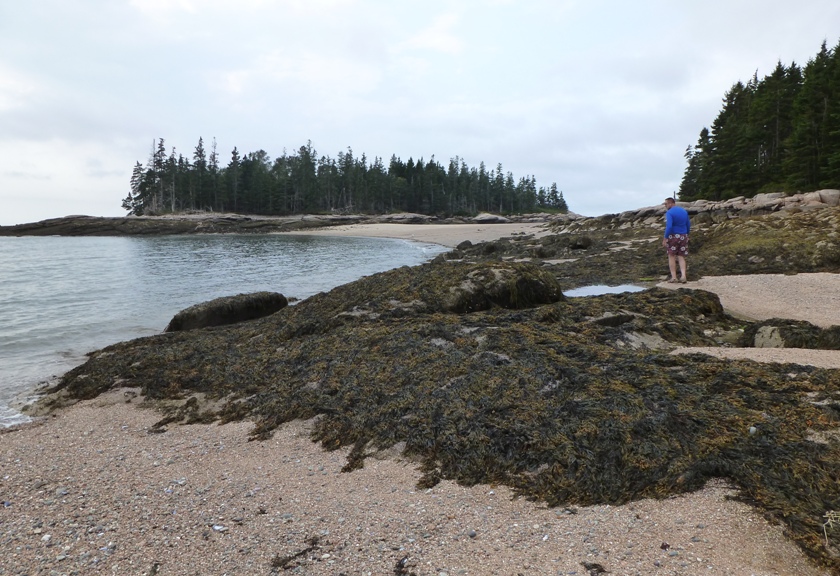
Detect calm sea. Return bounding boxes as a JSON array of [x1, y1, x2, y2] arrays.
[[0, 234, 445, 426]]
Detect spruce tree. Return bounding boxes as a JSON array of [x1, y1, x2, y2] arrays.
[[125, 141, 568, 216], [784, 42, 833, 189], [192, 137, 207, 211]]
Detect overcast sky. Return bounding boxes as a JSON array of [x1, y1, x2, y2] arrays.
[[2, 1, 839, 225]]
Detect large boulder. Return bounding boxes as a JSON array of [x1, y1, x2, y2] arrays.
[[164, 291, 288, 332], [753, 325, 785, 348], [472, 213, 511, 223], [740, 319, 840, 350], [439, 263, 564, 313], [818, 189, 840, 207], [375, 213, 435, 223]]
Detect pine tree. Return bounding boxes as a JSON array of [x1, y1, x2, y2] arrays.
[[209, 137, 220, 211], [705, 80, 759, 199], [749, 61, 801, 189], [820, 39, 840, 187], [556, 190, 568, 212], [784, 41, 833, 189], [679, 128, 712, 201], [153, 138, 167, 213], [167, 147, 178, 212], [122, 161, 147, 215], [124, 140, 569, 216], [192, 137, 207, 211], [547, 183, 561, 209], [227, 147, 241, 212]]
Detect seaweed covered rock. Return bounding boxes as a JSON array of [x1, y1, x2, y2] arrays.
[[430, 205, 840, 291], [32, 260, 840, 571], [438, 262, 563, 312], [164, 291, 288, 332], [740, 319, 840, 350], [689, 207, 840, 276], [269, 261, 565, 337]]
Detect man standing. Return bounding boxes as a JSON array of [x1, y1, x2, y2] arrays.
[[662, 197, 690, 283]]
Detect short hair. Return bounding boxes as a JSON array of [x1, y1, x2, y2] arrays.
[[665, 197, 676, 203]]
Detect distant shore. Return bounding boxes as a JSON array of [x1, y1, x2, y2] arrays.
[[0, 212, 564, 238], [279, 221, 554, 247]]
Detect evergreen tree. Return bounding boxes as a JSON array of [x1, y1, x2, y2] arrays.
[[750, 61, 801, 189], [293, 141, 317, 213], [679, 128, 711, 200], [337, 148, 355, 212], [192, 137, 207, 210], [820, 39, 840, 186], [167, 147, 178, 212], [122, 161, 147, 215], [680, 38, 840, 200], [209, 137, 221, 210], [240, 150, 271, 213], [785, 42, 833, 189], [125, 140, 568, 217], [316, 155, 338, 212], [545, 182, 568, 211], [175, 152, 190, 212], [457, 159, 473, 214], [706, 80, 758, 199], [556, 190, 568, 212], [153, 138, 167, 213], [226, 147, 241, 212]]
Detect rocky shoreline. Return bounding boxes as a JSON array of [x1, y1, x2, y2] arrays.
[[2, 189, 838, 238], [0, 213, 364, 236], [546, 189, 837, 235], [0, 211, 557, 237], [4, 191, 840, 574]]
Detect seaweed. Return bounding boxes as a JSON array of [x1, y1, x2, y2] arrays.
[[741, 319, 840, 350], [32, 210, 840, 572]]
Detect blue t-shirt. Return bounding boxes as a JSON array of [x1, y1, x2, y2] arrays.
[[665, 206, 690, 237]]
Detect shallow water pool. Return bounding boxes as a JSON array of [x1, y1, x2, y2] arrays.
[[564, 284, 646, 297]]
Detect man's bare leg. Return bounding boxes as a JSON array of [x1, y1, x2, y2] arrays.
[[668, 254, 678, 281]]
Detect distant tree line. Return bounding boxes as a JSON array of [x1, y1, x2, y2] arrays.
[[679, 39, 840, 201], [122, 139, 568, 217]]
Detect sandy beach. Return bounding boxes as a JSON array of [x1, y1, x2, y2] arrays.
[[664, 273, 840, 370], [2, 222, 839, 576], [281, 221, 555, 248]]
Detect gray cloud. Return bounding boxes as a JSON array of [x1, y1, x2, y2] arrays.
[[1, 0, 839, 224]]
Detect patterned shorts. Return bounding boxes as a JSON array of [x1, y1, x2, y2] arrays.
[[665, 233, 689, 256]]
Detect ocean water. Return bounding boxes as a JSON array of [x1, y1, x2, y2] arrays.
[[0, 234, 445, 426]]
